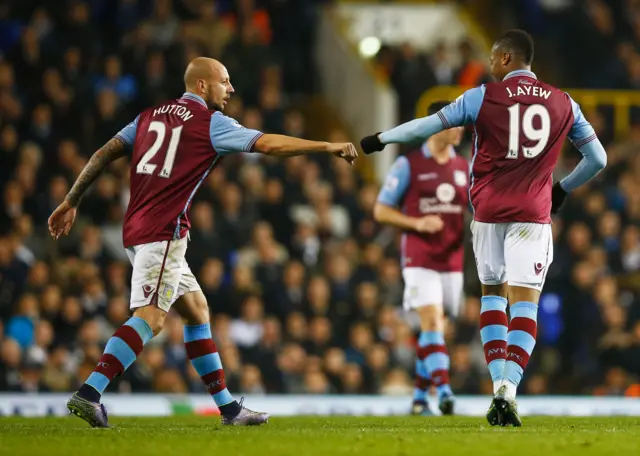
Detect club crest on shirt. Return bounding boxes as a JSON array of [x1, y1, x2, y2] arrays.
[[454, 170, 467, 187], [436, 183, 456, 203]]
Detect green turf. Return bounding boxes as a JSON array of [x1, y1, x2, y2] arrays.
[[1, 416, 638, 456]]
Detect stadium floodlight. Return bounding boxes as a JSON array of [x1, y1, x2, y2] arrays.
[[359, 36, 381, 58]]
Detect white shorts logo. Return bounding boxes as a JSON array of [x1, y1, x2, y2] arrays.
[[454, 170, 467, 187], [162, 283, 175, 301], [436, 183, 456, 203], [409, 287, 419, 299], [142, 285, 155, 299]]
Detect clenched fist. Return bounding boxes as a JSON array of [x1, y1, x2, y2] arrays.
[[328, 142, 358, 165]]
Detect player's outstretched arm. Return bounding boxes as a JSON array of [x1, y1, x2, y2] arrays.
[[253, 134, 358, 164], [360, 115, 446, 154], [209, 113, 358, 164], [360, 86, 486, 154]]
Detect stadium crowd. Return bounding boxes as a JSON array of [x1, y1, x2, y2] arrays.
[[1, 0, 639, 398]]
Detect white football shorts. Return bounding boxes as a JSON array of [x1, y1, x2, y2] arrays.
[[125, 235, 200, 312], [470, 220, 553, 291], [402, 267, 464, 317]]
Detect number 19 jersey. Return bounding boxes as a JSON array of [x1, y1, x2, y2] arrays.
[[114, 92, 262, 248], [437, 70, 597, 224]]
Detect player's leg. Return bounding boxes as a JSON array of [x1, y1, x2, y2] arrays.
[[412, 355, 432, 415], [494, 222, 553, 427], [441, 272, 464, 320], [172, 265, 269, 426], [439, 271, 465, 415], [404, 267, 454, 415], [68, 239, 183, 427], [470, 220, 509, 426]]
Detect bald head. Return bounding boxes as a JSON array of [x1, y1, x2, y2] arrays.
[[184, 57, 222, 89], [184, 57, 234, 111]]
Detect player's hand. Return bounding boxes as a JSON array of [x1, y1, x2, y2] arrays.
[[48, 200, 77, 239], [414, 215, 444, 233], [551, 182, 568, 215], [328, 142, 358, 165], [360, 133, 385, 154]]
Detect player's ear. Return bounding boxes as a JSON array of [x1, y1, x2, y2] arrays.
[[502, 52, 511, 66]]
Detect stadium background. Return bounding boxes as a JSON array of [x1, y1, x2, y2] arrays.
[[0, 0, 639, 406]]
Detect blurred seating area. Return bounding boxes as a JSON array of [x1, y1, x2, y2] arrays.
[[482, 0, 640, 89], [0, 0, 639, 397]]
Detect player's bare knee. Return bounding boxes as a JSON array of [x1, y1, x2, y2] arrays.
[[173, 291, 210, 326], [133, 305, 167, 335], [184, 305, 209, 326], [508, 285, 540, 305], [482, 283, 508, 299], [416, 305, 444, 332]]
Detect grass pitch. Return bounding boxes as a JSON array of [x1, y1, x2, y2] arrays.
[[1, 416, 638, 456]]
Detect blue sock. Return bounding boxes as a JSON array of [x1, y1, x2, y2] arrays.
[[480, 296, 508, 383], [184, 323, 237, 413], [504, 302, 538, 388], [86, 316, 153, 395], [419, 331, 452, 398], [413, 358, 430, 403]]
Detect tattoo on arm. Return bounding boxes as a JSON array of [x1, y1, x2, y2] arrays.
[[65, 137, 127, 208]]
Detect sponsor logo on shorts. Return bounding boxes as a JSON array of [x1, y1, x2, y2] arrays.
[[409, 287, 419, 299], [534, 262, 544, 275], [142, 285, 155, 299]]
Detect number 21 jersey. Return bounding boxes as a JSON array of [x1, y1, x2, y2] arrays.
[[437, 70, 597, 224], [114, 93, 263, 248]]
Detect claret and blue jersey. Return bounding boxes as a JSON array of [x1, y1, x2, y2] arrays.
[[377, 144, 469, 272], [379, 70, 607, 224], [115, 93, 263, 156], [114, 92, 263, 247]]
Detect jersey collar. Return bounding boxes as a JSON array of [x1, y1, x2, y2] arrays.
[[180, 92, 208, 108], [421, 142, 456, 158], [503, 69, 537, 81]]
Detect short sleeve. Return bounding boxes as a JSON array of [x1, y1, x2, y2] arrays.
[[377, 156, 411, 207], [114, 115, 139, 147], [438, 85, 486, 128], [209, 112, 264, 155]]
